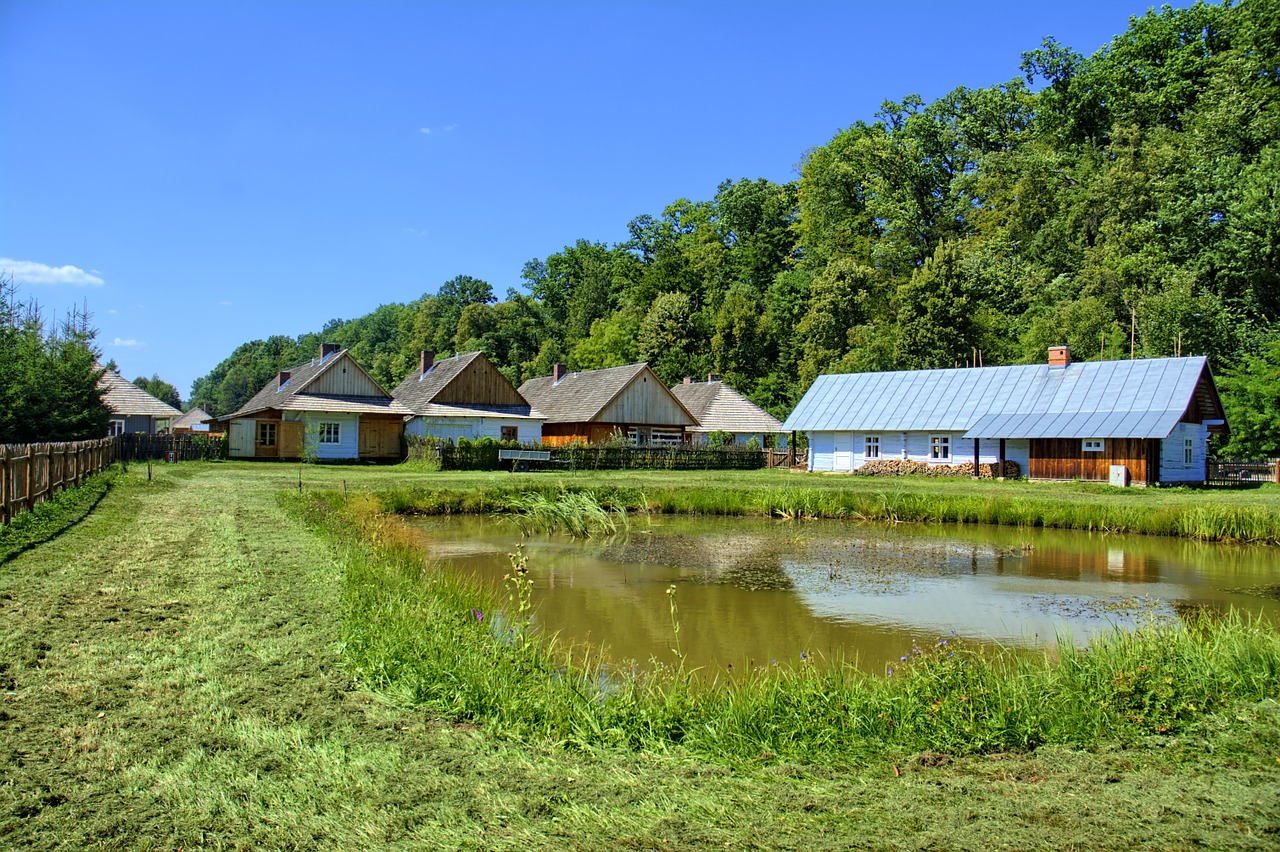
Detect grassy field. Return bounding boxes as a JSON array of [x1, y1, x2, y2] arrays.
[[2, 461, 1279, 849]]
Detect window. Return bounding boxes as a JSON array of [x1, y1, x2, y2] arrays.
[[626, 427, 647, 445], [108, 419, 125, 437], [929, 435, 950, 461], [257, 421, 277, 447], [1184, 437, 1194, 466], [501, 426, 518, 442], [319, 422, 340, 444], [865, 436, 880, 459], [1083, 439, 1104, 452], [650, 429, 684, 446]]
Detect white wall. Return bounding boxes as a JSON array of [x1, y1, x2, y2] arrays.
[[406, 416, 542, 443], [807, 430, 1019, 474], [284, 412, 360, 460], [1160, 421, 1208, 483]]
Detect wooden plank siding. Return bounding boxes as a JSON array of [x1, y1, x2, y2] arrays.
[[432, 359, 527, 407], [598, 373, 691, 426], [1028, 438, 1156, 484], [358, 414, 404, 459], [305, 354, 384, 396]]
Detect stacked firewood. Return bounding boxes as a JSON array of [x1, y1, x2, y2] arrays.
[[852, 459, 1021, 479]]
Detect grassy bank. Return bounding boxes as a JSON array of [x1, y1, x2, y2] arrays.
[[372, 469, 1280, 543], [303, 487, 1280, 762], [3, 461, 1280, 849]]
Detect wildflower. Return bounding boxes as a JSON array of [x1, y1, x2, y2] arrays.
[[472, 608, 484, 624], [900, 656, 907, 662], [887, 667, 894, 675], [800, 650, 808, 662], [951, 630, 957, 635]]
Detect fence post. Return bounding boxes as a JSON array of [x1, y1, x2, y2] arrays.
[[1275, 459, 1279, 485], [1, 446, 8, 524]]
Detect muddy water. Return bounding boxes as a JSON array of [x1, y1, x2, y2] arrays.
[[410, 515, 1280, 672]]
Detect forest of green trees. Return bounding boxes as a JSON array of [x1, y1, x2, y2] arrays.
[[190, 1, 1280, 457]]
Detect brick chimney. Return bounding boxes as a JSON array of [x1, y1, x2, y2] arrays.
[[552, 363, 567, 383], [278, 370, 291, 387], [1048, 346, 1071, 368], [707, 372, 719, 383], [683, 376, 693, 385], [419, 350, 434, 375], [320, 342, 341, 360]]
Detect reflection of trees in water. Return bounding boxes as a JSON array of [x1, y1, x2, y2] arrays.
[[600, 533, 795, 590]]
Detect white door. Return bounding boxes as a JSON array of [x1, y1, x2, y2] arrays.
[[229, 420, 254, 458], [834, 433, 854, 471]]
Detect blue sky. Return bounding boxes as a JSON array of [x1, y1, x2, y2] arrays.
[[1, 0, 1185, 402]]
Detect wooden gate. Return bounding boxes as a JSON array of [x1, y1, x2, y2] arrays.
[[279, 421, 304, 458]]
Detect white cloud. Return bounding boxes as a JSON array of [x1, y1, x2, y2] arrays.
[[419, 127, 432, 135], [419, 125, 455, 135], [219, 300, 232, 306], [444, 124, 457, 131], [1, 258, 105, 287], [107, 308, 118, 315], [111, 337, 143, 348]]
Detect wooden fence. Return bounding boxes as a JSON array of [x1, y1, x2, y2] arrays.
[[1, 438, 119, 525], [1206, 457, 1280, 485], [119, 433, 227, 462]]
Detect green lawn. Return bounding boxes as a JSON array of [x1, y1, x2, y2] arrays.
[[2, 461, 1278, 849]]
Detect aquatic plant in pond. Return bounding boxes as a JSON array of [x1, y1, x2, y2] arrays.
[[503, 488, 636, 538]]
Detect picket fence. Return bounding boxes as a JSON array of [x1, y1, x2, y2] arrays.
[[0, 438, 120, 525]]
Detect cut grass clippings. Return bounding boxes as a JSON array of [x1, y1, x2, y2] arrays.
[[3, 461, 1279, 850]]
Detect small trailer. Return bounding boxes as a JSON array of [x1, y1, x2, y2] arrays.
[[498, 448, 552, 472]]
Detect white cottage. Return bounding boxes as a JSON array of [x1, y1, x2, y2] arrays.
[[782, 348, 1228, 485], [223, 343, 410, 461]]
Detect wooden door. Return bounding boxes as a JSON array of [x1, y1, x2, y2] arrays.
[[279, 421, 304, 458], [229, 421, 254, 458], [359, 419, 397, 458]]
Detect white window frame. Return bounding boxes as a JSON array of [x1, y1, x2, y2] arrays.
[[319, 422, 340, 444], [929, 435, 950, 461], [108, 419, 125, 437], [1184, 437, 1194, 466], [650, 428, 684, 446], [1083, 439, 1105, 452], [500, 425, 518, 443], [865, 435, 880, 459]]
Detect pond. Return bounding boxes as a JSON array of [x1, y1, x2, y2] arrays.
[[410, 514, 1280, 672]]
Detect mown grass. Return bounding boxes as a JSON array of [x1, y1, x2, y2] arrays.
[[4, 461, 1280, 849], [298, 487, 1280, 764], [0, 469, 117, 564], [371, 471, 1280, 544]]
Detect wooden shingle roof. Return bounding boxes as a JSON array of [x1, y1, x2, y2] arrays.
[[171, 407, 213, 429], [391, 351, 543, 420], [227, 349, 411, 419], [97, 369, 182, 418], [519, 362, 694, 425], [670, 381, 784, 434]]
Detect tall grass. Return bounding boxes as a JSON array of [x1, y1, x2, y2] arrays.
[[371, 480, 1280, 543], [503, 489, 636, 537], [285, 488, 1280, 763]]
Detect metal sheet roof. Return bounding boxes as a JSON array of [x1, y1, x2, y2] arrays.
[[781, 357, 1216, 440]]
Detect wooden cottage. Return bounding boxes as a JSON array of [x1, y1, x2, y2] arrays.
[[392, 351, 544, 442], [223, 343, 410, 461], [670, 375, 787, 447], [518, 362, 696, 447], [98, 368, 182, 436], [170, 407, 224, 436], [782, 348, 1228, 485]]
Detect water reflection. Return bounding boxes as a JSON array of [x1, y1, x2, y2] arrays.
[[410, 515, 1280, 672]]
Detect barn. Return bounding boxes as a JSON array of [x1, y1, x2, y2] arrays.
[[98, 368, 182, 436], [782, 348, 1228, 485], [223, 343, 410, 461], [519, 362, 696, 447], [392, 350, 544, 443]]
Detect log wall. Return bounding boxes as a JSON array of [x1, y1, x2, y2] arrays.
[[1028, 437, 1154, 483]]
